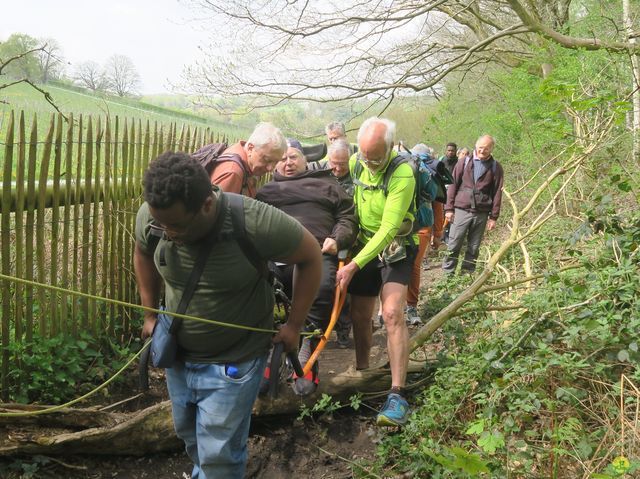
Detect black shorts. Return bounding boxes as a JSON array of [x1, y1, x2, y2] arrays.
[[348, 246, 416, 297]]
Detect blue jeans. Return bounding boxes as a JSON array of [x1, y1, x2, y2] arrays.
[[165, 354, 267, 479]]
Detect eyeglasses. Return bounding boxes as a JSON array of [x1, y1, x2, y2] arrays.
[[150, 209, 200, 240], [357, 151, 387, 167]]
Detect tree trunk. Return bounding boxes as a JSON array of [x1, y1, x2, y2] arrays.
[[624, 0, 640, 164], [0, 364, 425, 456]]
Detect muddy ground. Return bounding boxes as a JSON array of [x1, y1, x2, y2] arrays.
[[0, 333, 401, 479], [0, 252, 446, 478]]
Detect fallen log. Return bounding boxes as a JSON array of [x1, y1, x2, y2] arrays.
[[0, 401, 179, 456], [0, 362, 427, 457]]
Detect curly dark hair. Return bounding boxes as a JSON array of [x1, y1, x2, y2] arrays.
[[143, 151, 212, 212]]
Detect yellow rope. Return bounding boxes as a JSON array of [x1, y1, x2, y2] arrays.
[[0, 273, 315, 415], [0, 272, 277, 334]]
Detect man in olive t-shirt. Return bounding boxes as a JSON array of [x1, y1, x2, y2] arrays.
[[134, 152, 322, 479]]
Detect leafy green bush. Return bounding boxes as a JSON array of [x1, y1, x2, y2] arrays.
[[369, 210, 640, 478], [6, 332, 130, 404]]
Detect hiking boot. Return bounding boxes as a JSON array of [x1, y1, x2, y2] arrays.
[[376, 393, 410, 426], [405, 305, 421, 326], [336, 329, 350, 348]]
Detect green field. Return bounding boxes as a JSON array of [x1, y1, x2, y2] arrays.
[[0, 82, 249, 144]]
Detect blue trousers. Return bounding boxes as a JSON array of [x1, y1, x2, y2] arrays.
[[166, 354, 267, 479]]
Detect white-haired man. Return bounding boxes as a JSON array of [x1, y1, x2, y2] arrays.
[[195, 122, 287, 197], [442, 135, 504, 274], [335, 117, 416, 427]]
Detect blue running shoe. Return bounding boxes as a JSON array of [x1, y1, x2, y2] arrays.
[[376, 393, 410, 426]]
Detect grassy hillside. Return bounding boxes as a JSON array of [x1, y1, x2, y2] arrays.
[[0, 82, 250, 142]]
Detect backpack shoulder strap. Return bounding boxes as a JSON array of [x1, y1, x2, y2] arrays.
[[382, 155, 411, 196], [351, 159, 369, 191], [147, 221, 164, 253], [352, 158, 363, 180], [352, 155, 408, 196], [216, 153, 250, 187], [225, 193, 270, 280]]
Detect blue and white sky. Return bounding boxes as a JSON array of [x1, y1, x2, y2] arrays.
[[2, 0, 208, 94]]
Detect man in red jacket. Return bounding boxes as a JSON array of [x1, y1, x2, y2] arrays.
[[442, 135, 504, 274], [208, 122, 286, 197]]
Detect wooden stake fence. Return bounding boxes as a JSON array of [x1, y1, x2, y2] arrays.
[[0, 110, 230, 399]]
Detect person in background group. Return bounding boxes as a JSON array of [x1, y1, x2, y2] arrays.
[[440, 142, 458, 175], [457, 146, 470, 163], [326, 121, 348, 144], [442, 146, 471, 245], [442, 135, 504, 275], [431, 142, 457, 249], [324, 120, 358, 156], [336, 117, 415, 427], [310, 137, 354, 196], [256, 139, 358, 394], [307, 138, 355, 347], [135, 152, 322, 478], [198, 122, 286, 197], [403, 143, 434, 326]]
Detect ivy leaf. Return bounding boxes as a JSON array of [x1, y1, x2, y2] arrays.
[[483, 349, 497, 361], [477, 430, 505, 454], [617, 181, 632, 192], [423, 448, 456, 469], [466, 419, 485, 436], [450, 447, 490, 474]]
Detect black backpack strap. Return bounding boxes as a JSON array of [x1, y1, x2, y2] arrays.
[[168, 196, 227, 333], [147, 222, 165, 263], [225, 193, 271, 281]]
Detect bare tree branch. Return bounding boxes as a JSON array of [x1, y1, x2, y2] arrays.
[[0, 46, 46, 76], [0, 78, 67, 120], [507, 0, 640, 52]]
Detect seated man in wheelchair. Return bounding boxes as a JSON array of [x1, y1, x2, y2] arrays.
[[256, 138, 358, 395]]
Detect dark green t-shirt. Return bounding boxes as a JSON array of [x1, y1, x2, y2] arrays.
[[135, 192, 304, 363]]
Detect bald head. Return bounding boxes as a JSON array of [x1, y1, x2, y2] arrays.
[[357, 117, 396, 172], [475, 135, 495, 161]]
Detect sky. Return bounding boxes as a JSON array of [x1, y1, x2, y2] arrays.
[[2, 0, 209, 94]]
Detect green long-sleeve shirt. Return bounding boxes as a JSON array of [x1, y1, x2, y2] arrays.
[[349, 152, 416, 269]]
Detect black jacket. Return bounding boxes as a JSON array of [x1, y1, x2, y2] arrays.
[[256, 169, 358, 250]]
